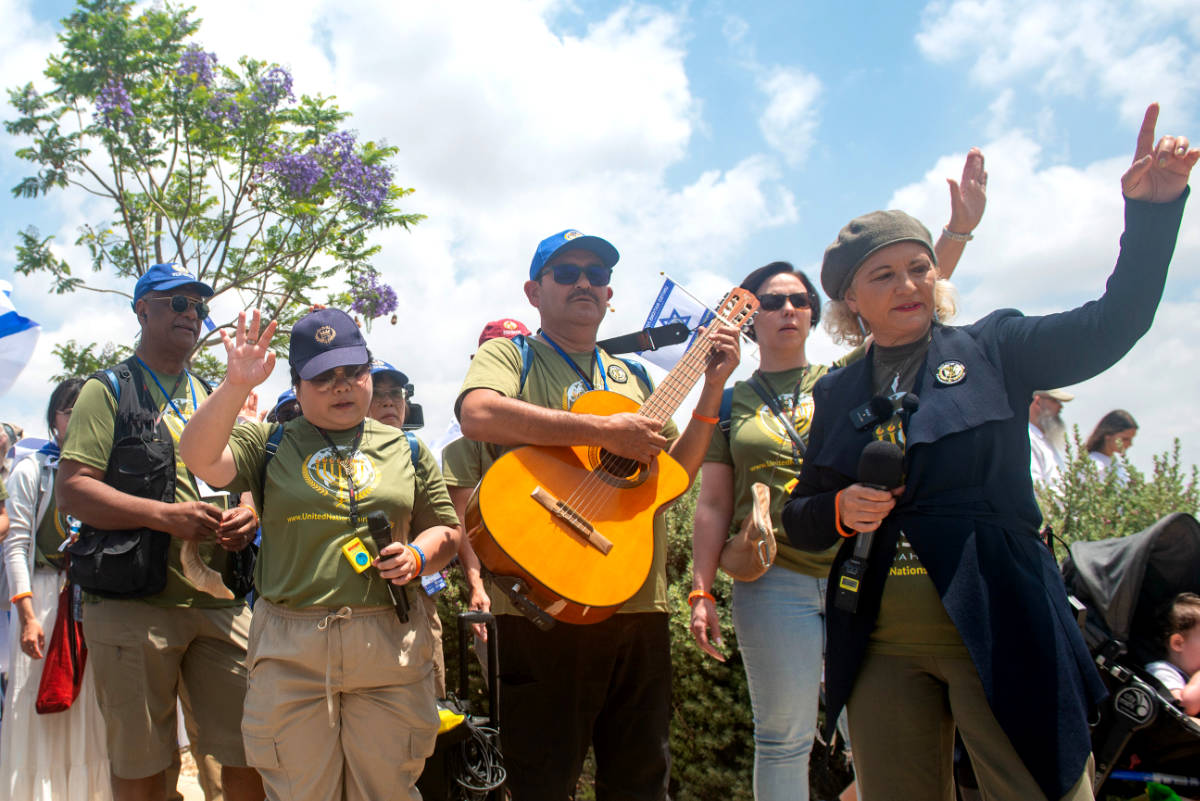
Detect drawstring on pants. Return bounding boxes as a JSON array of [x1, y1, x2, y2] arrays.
[[317, 606, 354, 727]]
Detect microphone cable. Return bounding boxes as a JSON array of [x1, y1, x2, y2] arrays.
[[446, 694, 506, 800]]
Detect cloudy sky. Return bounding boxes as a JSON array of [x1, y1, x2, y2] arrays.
[[1, 0, 1197, 478]]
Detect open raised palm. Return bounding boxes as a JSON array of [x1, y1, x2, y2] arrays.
[[222, 309, 278, 388]]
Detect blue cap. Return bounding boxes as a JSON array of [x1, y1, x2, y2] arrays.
[[288, 308, 369, 380], [528, 229, 619, 280], [370, 359, 409, 386], [274, 387, 297, 409], [132, 263, 214, 308]]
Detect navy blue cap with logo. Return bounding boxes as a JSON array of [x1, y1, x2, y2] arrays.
[[528, 229, 620, 280], [289, 308, 369, 380], [131, 263, 214, 309]]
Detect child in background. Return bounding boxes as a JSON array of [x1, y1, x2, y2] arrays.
[[1145, 592, 1200, 716]]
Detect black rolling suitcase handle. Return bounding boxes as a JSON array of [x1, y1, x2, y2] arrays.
[[457, 611, 499, 728]]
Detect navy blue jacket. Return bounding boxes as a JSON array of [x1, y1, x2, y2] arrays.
[[782, 191, 1188, 799]]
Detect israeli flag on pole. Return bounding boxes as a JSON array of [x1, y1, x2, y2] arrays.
[[0, 280, 41, 396], [638, 277, 715, 371]]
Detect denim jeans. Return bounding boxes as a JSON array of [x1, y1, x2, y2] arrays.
[[733, 565, 840, 801]]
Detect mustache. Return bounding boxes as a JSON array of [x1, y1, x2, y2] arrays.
[[568, 289, 601, 303]]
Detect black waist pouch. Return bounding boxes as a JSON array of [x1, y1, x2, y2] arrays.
[[222, 543, 257, 599], [67, 528, 172, 599]]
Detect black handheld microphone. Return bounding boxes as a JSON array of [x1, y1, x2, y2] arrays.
[[834, 440, 905, 613], [367, 511, 409, 624]]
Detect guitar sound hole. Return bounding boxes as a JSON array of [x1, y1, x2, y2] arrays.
[[593, 449, 648, 488]]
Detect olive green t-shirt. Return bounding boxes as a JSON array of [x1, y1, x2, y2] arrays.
[[61, 364, 237, 609], [441, 436, 495, 490], [869, 535, 968, 656], [34, 491, 69, 570], [0, 481, 7, 501], [704, 366, 841, 577], [456, 336, 680, 615], [222, 418, 458, 609]]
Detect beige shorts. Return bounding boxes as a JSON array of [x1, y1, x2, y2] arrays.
[[83, 599, 252, 779], [242, 599, 440, 801]]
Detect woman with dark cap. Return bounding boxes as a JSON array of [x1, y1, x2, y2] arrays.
[[179, 308, 461, 801], [689, 150, 985, 801], [1085, 409, 1138, 481], [783, 104, 1196, 801]]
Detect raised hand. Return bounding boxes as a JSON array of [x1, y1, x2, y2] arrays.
[[221, 309, 278, 389], [702, 324, 742, 388], [948, 147, 987, 234], [1122, 103, 1199, 203]]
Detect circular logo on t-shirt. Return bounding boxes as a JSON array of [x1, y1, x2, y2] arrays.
[[755, 392, 813, 446], [562, 379, 589, 409], [607, 363, 629, 384], [303, 448, 380, 505]]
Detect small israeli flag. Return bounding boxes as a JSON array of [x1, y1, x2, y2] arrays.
[[638, 277, 714, 371], [0, 280, 41, 396]]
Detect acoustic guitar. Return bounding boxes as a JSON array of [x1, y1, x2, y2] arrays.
[[465, 289, 759, 625]]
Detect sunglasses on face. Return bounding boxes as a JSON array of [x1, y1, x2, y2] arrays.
[[371, 387, 407, 404], [756, 292, 814, 311], [541, 263, 612, 287], [307, 363, 372, 391], [146, 295, 210, 318]]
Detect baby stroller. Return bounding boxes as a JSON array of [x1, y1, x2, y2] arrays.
[[1060, 512, 1200, 797]]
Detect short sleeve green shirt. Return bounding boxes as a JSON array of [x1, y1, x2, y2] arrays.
[[704, 366, 841, 577], [456, 336, 679, 614], [441, 437, 497, 490], [60, 364, 237, 608], [222, 418, 458, 609], [34, 486, 68, 569]]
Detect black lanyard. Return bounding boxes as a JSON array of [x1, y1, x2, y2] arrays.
[[750, 368, 809, 464], [311, 421, 365, 528]]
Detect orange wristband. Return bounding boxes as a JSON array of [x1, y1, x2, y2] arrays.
[[9, 592, 32, 604], [239, 504, 259, 525], [691, 410, 719, 425], [687, 589, 716, 608], [834, 490, 855, 538]]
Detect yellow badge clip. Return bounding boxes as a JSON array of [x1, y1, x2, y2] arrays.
[[341, 537, 373, 573]]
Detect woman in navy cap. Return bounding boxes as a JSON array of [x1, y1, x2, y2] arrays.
[[783, 105, 1196, 801], [180, 307, 461, 801]]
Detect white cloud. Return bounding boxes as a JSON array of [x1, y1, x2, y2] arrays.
[[916, 0, 1200, 124], [757, 67, 821, 167], [886, 130, 1200, 473]]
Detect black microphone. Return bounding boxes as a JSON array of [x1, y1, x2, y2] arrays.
[[900, 393, 920, 419], [835, 440, 905, 613], [367, 511, 409, 624]]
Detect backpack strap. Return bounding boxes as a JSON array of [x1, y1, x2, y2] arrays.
[[260, 422, 286, 488], [616, 356, 653, 395], [404, 431, 420, 469], [718, 386, 734, 437], [512, 334, 535, 394]]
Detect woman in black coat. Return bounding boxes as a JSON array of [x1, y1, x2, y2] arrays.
[[782, 104, 1196, 801]]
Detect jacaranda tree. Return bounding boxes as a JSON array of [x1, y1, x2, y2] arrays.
[[7, 0, 419, 378]]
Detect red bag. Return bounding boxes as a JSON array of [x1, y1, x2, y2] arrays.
[[35, 581, 87, 714]]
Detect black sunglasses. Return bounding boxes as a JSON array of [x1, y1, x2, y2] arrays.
[[757, 292, 813, 311], [147, 294, 210, 318], [308, 363, 372, 391], [541, 263, 612, 287]]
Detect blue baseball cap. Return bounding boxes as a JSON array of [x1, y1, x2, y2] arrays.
[[289, 308, 369, 380], [528, 229, 619, 280], [131, 263, 214, 309], [370, 359, 409, 387], [274, 387, 297, 409]]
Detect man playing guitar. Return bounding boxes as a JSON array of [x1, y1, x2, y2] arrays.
[[456, 229, 740, 800]]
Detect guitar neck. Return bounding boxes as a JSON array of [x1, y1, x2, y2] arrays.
[[638, 330, 718, 428]]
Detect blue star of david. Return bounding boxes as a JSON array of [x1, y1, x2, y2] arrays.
[[659, 309, 691, 328]]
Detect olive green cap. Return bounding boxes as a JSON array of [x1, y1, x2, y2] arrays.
[[821, 210, 936, 301]]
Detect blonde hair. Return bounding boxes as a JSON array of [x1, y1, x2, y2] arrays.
[[824, 279, 959, 346]]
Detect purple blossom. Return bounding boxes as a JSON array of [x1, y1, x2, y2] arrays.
[[204, 90, 242, 126], [251, 66, 294, 109], [315, 131, 392, 218], [177, 45, 217, 87], [94, 78, 132, 128], [264, 149, 323, 197], [350, 272, 398, 319]]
